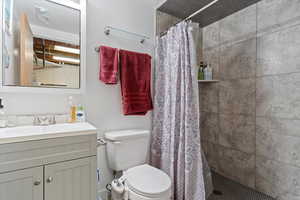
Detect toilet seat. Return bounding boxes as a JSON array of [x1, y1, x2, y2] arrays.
[[124, 164, 171, 198]]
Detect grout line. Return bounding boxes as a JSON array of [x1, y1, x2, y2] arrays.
[[256, 71, 300, 78], [216, 20, 221, 165], [256, 115, 300, 121], [216, 143, 255, 156], [256, 154, 300, 169], [254, 2, 258, 190]]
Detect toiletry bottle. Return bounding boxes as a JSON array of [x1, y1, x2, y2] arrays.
[[204, 66, 208, 80], [0, 99, 7, 128], [198, 62, 205, 80], [206, 65, 213, 80], [68, 96, 77, 123], [76, 105, 86, 122]]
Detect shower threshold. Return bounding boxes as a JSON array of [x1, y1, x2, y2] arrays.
[[208, 172, 275, 200]]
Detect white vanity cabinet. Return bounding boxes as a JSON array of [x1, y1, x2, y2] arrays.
[[44, 157, 96, 200], [0, 167, 43, 200], [0, 123, 97, 200]]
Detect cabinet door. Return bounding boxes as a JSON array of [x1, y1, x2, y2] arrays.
[[44, 157, 96, 200], [0, 167, 43, 200]]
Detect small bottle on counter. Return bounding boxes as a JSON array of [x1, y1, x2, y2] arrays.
[[0, 99, 7, 128], [68, 96, 77, 123], [76, 105, 86, 122]]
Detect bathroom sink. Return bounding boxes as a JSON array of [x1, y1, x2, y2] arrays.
[[0, 122, 97, 144]]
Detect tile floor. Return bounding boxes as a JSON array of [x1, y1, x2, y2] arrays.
[[208, 173, 275, 200]]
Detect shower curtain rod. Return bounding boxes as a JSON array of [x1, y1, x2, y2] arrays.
[[159, 0, 219, 37]]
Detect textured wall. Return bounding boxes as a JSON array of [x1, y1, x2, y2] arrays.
[[156, 11, 181, 35], [201, 0, 300, 199]]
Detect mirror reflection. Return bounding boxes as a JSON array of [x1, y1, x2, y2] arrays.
[[2, 0, 81, 88]]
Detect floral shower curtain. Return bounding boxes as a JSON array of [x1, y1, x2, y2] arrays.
[[150, 21, 211, 200]]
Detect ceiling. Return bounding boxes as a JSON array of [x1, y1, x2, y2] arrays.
[[14, 0, 80, 34], [158, 0, 262, 27], [33, 38, 80, 67]]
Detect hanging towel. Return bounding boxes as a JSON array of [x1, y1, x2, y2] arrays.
[[119, 49, 153, 115], [99, 45, 119, 84]]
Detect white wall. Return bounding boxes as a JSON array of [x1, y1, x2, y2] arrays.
[[31, 25, 80, 45], [0, 92, 82, 115], [34, 64, 80, 88], [1, 0, 157, 198], [84, 0, 156, 197], [155, 0, 167, 8]]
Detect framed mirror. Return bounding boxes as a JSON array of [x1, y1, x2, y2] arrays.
[[1, 0, 85, 90]]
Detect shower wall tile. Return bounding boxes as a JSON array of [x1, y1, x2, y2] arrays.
[[203, 48, 220, 79], [219, 4, 257, 45], [203, 21, 220, 50], [257, 0, 300, 34], [277, 193, 300, 200], [196, 28, 203, 64], [201, 0, 300, 196], [256, 125, 300, 167], [257, 24, 300, 76], [206, 142, 220, 172], [156, 11, 181, 35], [256, 155, 300, 199], [256, 73, 300, 119], [199, 83, 219, 113], [219, 114, 255, 154], [219, 78, 255, 115], [219, 38, 257, 80], [200, 112, 219, 144], [218, 146, 255, 188], [201, 140, 208, 155], [256, 117, 300, 138]]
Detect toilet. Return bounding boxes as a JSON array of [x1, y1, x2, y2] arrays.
[[105, 130, 171, 200]]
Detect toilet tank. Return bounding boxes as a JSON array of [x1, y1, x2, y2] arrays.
[[104, 129, 150, 171]]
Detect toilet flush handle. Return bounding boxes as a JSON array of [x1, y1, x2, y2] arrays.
[[107, 140, 121, 145], [97, 138, 107, 146], [97, 139, 121, 147]]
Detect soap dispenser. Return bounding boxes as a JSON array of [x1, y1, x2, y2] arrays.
[[0, 98, 7, 128]]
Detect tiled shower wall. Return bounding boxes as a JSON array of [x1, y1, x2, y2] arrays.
[[200, 0, 300, 199], [157, 0, 300, 199], [156, 11, 181, 36]]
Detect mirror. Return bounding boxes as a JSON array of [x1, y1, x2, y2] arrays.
[[2, 0, 81, 89]]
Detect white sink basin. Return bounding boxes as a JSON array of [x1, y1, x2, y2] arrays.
[[0, 122, 97, 144]]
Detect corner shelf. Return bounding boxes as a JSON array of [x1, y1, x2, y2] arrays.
[[198, 80, 219, 83]]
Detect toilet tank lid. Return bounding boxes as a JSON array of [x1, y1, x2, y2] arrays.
[[104, 129, 150, 141]]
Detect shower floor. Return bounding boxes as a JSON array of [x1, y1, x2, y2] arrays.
[[208, 172, 275, 200]]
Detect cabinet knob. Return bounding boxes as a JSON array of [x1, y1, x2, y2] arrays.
[[46, 177, 53, 183], [34, 180, 41, 186]]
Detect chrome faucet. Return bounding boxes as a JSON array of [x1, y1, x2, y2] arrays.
[[34, 115, 56, 126]]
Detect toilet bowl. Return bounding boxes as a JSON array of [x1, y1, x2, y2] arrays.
[[124, 164, 171, 200], [104, 130, 171, 200]]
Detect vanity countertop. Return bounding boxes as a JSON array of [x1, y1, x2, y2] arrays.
[[0, 122, 97, 145]]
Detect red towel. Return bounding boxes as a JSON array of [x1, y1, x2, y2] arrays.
[[119, 49, 153, 115], [99, 46, 119, 84]]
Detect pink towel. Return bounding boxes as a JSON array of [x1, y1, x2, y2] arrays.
[[119, 49, 153, 115], [99, 46, 119, 84]]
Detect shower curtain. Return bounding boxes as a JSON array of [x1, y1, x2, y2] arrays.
[[150, 21, 212, 200]]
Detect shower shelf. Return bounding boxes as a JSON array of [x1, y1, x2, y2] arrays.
[[198, 80, 219, 83]]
